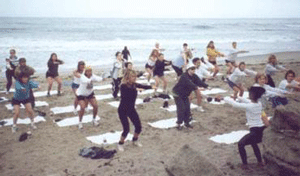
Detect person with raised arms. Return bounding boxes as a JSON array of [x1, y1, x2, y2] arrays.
[[5, 49, 19, 94], [117, 70, 156, 151], [226, 42, 248, 75], [153, 53, 172, 94], [192, 57, 214, 82], [145, 49, 159, 84], [172, 43, 193, 80], [224, 86, 269, 170], [11, 72, 40, 133], [278, 70, 300, 92], [206, 41, 225, 78], [227, 62, 257, 100], [76, 65, 104, 129], [46, 53, 64, 97], [72, 61, 85, 115], [264, 54, 286, 88], [122, 46, 132, 62]]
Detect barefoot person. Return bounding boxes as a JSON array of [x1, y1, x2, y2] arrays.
[[227, 62, 257, 99], [265, 54, 286, 87], [145, 49, 159, 84], [172, 64, 202, 129], [226, 42, 248, 75], [15, 58, 36, 109], [111, 51, 125, 100], [153, 53, 172, 94], [224, 86, 269, 170], [11, 72, 39, 133], [206, 41, 225, 78], [76, 66, 104, 129], [72, 61, 85, 115], [46, 53, 64, 97], [5, 49, 19, 94], [117, 70, 156, 151]]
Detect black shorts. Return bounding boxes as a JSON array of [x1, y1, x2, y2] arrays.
[[172, 65, 183, 77], [12, 98, 30, 106], [46, 71, 58, 78], [145, 63, 154, 70], [208, 60, 217, 65], [77, 92, 95, 101], [227, 78, 238, 89]]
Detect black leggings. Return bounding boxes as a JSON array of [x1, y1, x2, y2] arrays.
[[266, 75, 275, 88], [6, 69, 15, 92], [112, 78, 122, 98], [174, 96, 191, 125], [238, 126, 266, 165], [118, 108, 142, 138]]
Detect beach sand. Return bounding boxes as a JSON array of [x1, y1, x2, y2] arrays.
[[0, 51, 300, 176]]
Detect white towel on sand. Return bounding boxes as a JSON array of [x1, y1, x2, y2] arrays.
[[0, 116, 46, 127], [161, 103, 198, 112], [34, 90, 58, 97], [5, 101, 49, 110], [201, 88, 227, 95], [148, 118, 196, 129], [86, 131, 133, 145], [209, 130, 250, 144], [50, 105, 93, 115], [55, 115, 100, 127], [93, 84, 112, 90]]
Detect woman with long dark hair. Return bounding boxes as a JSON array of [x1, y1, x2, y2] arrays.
[[46, 53, 64, 97]]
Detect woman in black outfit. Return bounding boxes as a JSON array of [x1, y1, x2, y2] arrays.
[[46, 53, 64, 96], [122, 46, 131, 61], [117, 70, 155, 151]]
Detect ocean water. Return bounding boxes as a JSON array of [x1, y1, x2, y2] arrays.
[[0, 18, 300, 73]]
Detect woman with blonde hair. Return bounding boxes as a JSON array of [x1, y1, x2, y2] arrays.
[[117, 70, 156, 151], [145, 49, 159, 84], [264, 54, 286, 87], [206, 41, 225, 78]]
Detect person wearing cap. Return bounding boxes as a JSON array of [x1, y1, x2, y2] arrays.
[[172, 63, 205, 129], [46, 53, 64, 97], [76, 65, 104, 129], [5, 49, 19, 94], [72, 61, 85, 115], [15, 58, 36, 108], [111, 51, 125, 100], [224, 86, 269, 170]]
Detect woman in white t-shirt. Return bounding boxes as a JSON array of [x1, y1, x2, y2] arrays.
[[72, 61, 85, 115], [145, 49, 159, 84], [278, 70, 300, 92], [76, 66, 104, 129], [224, 86, 269, 170]]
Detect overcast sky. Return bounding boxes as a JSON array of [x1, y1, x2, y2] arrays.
[[0, 0, 300, 18]]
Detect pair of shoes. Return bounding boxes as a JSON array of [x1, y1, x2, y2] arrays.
[[78, 123, 83, 129], [184, 123, 193, 129], [12, 126, 18, 133], [196, 106, 205, 112], [118, 144, 124, 151], [133, 141, 143, 147], [92, 119, 99, 126]]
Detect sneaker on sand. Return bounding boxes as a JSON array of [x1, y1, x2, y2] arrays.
[[12, 126, 18, 133], [78, 123, 83, 129], [133, 141, 143, 147], [196, 106, 205, 112], [118, 144, 124, 152], [93, 119, 99, 126], [31, 123, 37, 130]]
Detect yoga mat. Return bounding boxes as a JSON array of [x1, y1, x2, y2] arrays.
[[161, 103, 198, 112], [0, 116, 46, 127], [34, 90, 58, 97], [136, 79, 155, 84], [95, 94, 114, 100], [108, 98, 143, 108], [5, 101, 49, 110], [50, 105, 93, 115], [93, 84, 112, 90], [209, 130, 250, 144], [148, 117, 196, 129], [138, 88, 163, 95], [0, 89, 15, 93], [55, 115, 100, 127], [201, 88, 227, 95], [86, 131, 133, 145]]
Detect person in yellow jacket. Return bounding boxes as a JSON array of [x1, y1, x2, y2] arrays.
[[206, 41, 225, 78]]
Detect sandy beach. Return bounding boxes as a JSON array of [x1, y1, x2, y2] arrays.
[[0, 51, 300, 176]]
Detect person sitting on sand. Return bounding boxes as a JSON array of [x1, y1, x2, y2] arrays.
[[172, 64, 203, 129], [117, 70, 156, 151], [227, 62, 257, 99], [46, 53, 64, 97], [224, 86, 269, 170], [145, 49, 159, 85], [172, 43, 193, 79], [206, 41, 225, 78], [15, 58, 36, 109], [76, 65, 104, 129], [11, 72, 40, 133], [153, 53, 172, 94], [279, 70, 300, 92], [72, 61, 85, 115], [226, 42, 248, 75], [111, 51, 125, 100], [264, 54, 286, 88], [5, 49, 19, 94]]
